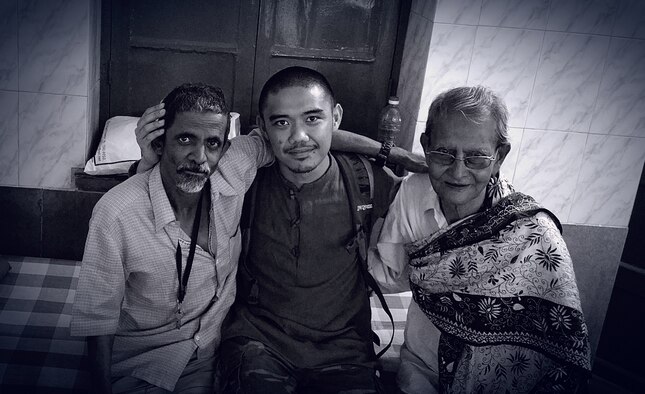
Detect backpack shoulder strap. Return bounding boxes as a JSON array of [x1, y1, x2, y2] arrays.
[[238, 167, 264, 305], [334, 152, 394, 359]]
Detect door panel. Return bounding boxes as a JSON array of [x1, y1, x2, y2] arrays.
[[109, 0, 259, 131], [106, 0, 406, 138], [252, 0, 400, 139]]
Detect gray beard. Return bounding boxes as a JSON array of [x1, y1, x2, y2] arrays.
[[177, 174, 207, 193]]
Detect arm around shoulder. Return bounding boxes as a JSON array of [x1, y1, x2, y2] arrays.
[[331, 129, 427, 173]]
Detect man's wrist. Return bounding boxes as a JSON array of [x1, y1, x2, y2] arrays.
[[374, 141, 394, 167]]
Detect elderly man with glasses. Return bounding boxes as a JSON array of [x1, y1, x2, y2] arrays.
[[368, 86, 591, 393]]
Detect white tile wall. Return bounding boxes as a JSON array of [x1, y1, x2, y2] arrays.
[[479, 0, 550, 29], [0, 91, 19, 184], [569, 135, 645, 226], [402, 0, 645, 226], [546, 0, 617, 35], [18, 92, 86, 187], [0, 0, 89, 188], [525, 32, 609, 132], [467, 27, 543, 127], [18, 0, 89, 95], [513, 129, 587, 221], [418, 24, 477, 121], [0, 0, 19, 91], [590, 37, 645, 137]]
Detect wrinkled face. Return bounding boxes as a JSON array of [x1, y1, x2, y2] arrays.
[[421, 113, 505, 216], [157, 111, 228, 194], [260, 85, 341, 178]]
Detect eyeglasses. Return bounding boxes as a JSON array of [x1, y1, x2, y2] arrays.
[[425, 150, 497, 170]]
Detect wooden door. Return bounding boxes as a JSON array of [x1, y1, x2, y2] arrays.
[[108, 0, 260, 131], [105, 0, 406, 138], [251, 0, 402, 139]]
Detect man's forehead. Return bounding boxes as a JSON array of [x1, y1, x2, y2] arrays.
[[165, 111, 227, 140], [171, 111, 227, 127], [264, 86, 332, 116]]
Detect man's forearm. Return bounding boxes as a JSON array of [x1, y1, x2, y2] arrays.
[[331, 129, 427, 173], [331, 129, 382, 156], [87, 335, 115, 394]]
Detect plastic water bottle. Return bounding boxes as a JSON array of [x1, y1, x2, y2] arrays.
[[377, 96, 402, 145]]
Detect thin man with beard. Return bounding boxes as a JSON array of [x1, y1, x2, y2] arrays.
[[71, 83, 273, 393]]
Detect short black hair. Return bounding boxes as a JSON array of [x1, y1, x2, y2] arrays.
[[258, 66, 336, 117], [162, 83, 230, 139]]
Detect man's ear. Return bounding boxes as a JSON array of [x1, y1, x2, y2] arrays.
[[493, 143, 511, 174], [152, 136, 164, 156], [420, 132, 429, 150], [256, 114, 266, 132], [332, 103, 343, 131]]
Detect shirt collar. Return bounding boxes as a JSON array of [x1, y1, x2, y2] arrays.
[[419, 174, 448, 229], [149, 165, 178, 232]]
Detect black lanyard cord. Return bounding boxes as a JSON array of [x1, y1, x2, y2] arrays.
[[175, 182, 207, 305]]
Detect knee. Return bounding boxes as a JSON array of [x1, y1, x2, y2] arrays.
[[219, 339, 293, 393]]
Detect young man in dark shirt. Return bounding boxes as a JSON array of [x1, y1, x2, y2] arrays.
[[134, 68, 425, 393], [219, 67, 400, 393]]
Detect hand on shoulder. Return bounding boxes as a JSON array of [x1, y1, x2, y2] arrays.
[[135, 103, 165, 173]]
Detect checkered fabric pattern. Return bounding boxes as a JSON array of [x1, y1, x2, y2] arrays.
[[0, 254, 413, 391], [0, 255, 89, 393], [371, 291, 412, 372]]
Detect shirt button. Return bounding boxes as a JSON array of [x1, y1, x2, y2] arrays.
[[194, 334, 201, 342]]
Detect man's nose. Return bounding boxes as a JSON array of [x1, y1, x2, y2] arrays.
[[190, 144, 207, 163], [288, 122, 309, 143], [448, 158, 468, 177]]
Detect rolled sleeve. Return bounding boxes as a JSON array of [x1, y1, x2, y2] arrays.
[[229, 128, 274, 168], [70, 205, 125, 337], [217, 128, 274, 193]]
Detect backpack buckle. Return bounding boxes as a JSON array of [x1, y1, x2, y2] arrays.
[[345, 225, 368, 263]]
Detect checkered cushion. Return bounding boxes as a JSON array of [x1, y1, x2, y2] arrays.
[[0, 255, 89, 392], [0, 255, 413, 390], [371, 291, 412, 372]]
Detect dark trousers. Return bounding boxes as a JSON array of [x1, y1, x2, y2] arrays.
[[219, 337, 384, 394]]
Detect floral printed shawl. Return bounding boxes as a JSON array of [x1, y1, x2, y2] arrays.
[[405, 178, 591, 393]]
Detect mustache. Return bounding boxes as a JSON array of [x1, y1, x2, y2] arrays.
[[177, 162, 210, 174], [285, 142, 318, 153]]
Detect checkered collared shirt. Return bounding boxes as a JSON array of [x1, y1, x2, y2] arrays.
[[70, 132, 272, 391]]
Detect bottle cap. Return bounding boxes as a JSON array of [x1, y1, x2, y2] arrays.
[[388, 96, 399, 105]]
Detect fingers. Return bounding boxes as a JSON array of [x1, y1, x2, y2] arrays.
[[136, 119, 165, 142], [141, 128, 165, 143], [139, 102, 165, 124], [136, 103, 166, 141], [137, 103, 165, 129]]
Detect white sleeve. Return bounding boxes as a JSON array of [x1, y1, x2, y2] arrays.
[[227, 127, 275, 169], [368, 178, 415, 292]]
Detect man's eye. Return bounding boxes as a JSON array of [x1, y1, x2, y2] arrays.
[[306, 116, 321, 123], [273, 120, 288, 127], [207, 140, 221, 148], [178, 136, 190, 144]]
